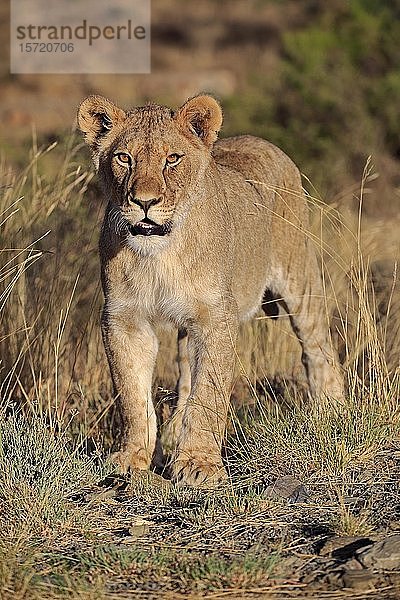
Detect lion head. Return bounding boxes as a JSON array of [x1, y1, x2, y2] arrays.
[[77, 94, 223, 253]]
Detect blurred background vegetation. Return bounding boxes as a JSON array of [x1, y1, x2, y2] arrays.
[[2, 0, 400, 210]]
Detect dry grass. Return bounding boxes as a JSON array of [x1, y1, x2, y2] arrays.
[[1, 141, 400, 597]]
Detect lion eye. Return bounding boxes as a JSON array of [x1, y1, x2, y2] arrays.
[[165, 153, 183, 167], [115, 152, 132, 166]]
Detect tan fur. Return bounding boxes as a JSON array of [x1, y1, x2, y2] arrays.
[[77, 93, 344, 487]]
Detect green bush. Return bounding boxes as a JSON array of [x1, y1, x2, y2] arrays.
[[224, 0, 400, 196]]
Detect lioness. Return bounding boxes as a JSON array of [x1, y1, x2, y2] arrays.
[[77, 94, 344, 487]]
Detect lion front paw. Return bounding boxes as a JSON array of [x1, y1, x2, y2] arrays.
[[111, 447, 151, 474], [172, 456, 228, 488]]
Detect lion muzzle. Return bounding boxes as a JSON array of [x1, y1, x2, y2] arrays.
[[128, 218, 172, 237]]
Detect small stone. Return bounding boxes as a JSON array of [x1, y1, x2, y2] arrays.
[[357, 535, 400, 570], [128, 518, 150, 538], [264, 475, 309, 503]]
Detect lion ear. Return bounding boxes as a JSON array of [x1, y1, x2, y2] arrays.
[[175, 94, 223, 148], [77, 95, 126, 151]]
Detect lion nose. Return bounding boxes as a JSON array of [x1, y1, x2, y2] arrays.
[[128, 196, 161, 213]]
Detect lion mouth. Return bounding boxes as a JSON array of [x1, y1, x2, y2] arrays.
[[128, 218, 172, 237]]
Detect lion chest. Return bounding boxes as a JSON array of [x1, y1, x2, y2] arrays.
[[108, 256, 195, 326]]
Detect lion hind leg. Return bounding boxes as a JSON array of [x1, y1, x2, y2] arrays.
[[274, 252, 345, 404]]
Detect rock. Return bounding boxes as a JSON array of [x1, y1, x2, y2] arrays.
[[128, 518, 151, 538], [357, 535, 400, 570], [97, 474, 129, 492], [320, 536, 373, 559], [341, 568, 378, 590], [83, 474, 129, 503], [264, 475, 309, 504], [117, 518, 152, 543], [344, 558, 364, 570]]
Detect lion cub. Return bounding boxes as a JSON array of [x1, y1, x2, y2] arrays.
[[78, 94, 344, 487]]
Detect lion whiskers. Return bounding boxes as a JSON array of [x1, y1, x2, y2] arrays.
[[108, 205, 129, 237]]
